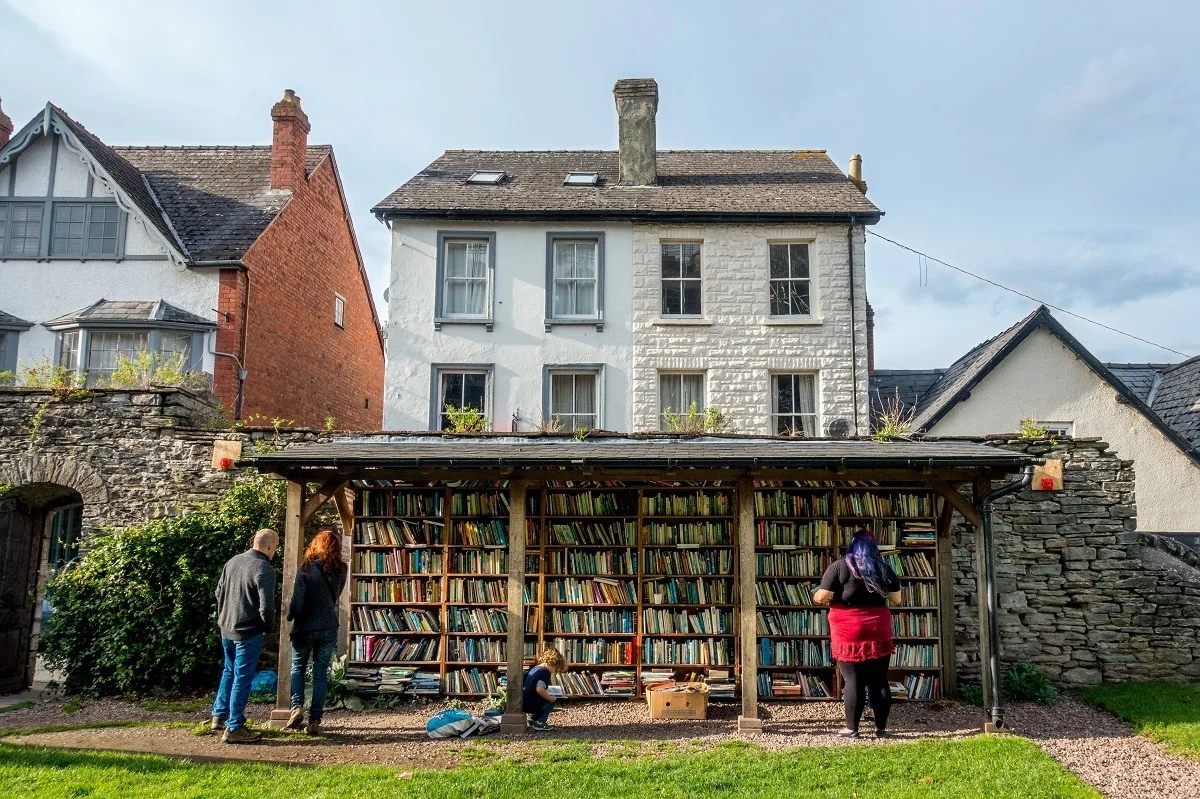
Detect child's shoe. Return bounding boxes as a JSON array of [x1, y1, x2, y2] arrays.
[[529, 720, 549, 732]]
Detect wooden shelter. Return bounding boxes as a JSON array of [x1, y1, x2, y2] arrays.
[[248, 436, 1033, 732]]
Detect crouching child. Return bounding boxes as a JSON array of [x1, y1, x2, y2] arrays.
[[522, 648, 566, 731]]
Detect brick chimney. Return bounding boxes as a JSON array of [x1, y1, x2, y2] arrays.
[[613, 79, 658, 186], [0, 97, 13, 148], [270, 89, 310, 191]]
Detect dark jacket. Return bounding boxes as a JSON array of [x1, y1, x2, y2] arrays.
[[286, 560, 347, 636], [216, 549, 276, 641]]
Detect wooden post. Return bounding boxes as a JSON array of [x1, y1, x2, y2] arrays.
[[334, 486, 356, 658], [270, 479, 305, 725], [934, 494, 958, 697], [500, 479, 528, 734], [972, 476, 999, 733], [736, 477, 761, 732]]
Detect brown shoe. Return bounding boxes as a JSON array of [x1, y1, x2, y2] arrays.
[[285, 708, 305, 730], [210, 716, 225, 733], [304, 721, 321, 736], [222, 726, 262, 744]]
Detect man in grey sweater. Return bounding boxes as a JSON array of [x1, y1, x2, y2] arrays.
[[211, 529, 278, 743]]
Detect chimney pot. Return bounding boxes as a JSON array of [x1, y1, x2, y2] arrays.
[[0, 97, 13, 148], [848, 153, 867, 194], [613, 78, 658, 186], [270, 89, 311, 191]]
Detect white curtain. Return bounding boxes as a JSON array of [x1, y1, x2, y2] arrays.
[[444, 241, 488, 315], [796, 374, 817, 436]]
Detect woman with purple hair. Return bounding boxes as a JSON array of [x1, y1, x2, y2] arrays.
[[814, 529, 902, 738]]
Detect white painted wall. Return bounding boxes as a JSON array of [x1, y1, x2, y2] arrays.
[[630, 223, 869, 433], [0, 132, 219, 375], [384, 221, 635, 431], [929, 326, 1200, 532]]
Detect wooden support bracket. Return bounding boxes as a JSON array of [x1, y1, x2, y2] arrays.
[[926, 478, 983, 528]]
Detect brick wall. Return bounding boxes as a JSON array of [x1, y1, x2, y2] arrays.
[[241, 155, 384, 429], [213, 268, 249, 412], [630, 223, 869, 433]]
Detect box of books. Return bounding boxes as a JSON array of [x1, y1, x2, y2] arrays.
[[646, 682, 709, 720]]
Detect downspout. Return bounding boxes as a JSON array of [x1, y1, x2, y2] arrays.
[[847, 216, 860, 433], [208, 270, 251, 420], [978, 464, 1035, 728]]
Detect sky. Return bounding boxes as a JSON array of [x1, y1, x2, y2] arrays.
[[3, 0, 1198, 367]]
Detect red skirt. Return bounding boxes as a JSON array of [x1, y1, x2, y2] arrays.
[[828, 605, 894, 662]]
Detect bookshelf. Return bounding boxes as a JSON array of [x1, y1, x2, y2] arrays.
[[349, 480, 943, 703]]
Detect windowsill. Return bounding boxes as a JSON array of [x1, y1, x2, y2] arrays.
[[652, 317, 713, 327], [763, 317, 824, 326], [544, 318, 604, 332], [434, 317, 494, 332]]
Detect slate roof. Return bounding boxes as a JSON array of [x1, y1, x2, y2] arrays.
[[116, 145, 329, 261], [43, 299, 213, 328], [869, 369, 946, 422], [1104, 363, 1175, 403], [0, 310, 33, 329], [373, 150, 882, 222], [1153, 357, 1200, 449], [247, 436, 1031, 473]]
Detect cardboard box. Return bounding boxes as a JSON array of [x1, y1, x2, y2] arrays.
[[646, 683, 709, 720]]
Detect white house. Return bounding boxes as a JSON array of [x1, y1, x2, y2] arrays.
[[872, 306, 1200, 532], [374, 79, 881, 434]]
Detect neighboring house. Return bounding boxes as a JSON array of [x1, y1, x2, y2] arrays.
[[872, 306, 1200, 532], [374, 79, 881, 434], [0, 92, 383, 428]]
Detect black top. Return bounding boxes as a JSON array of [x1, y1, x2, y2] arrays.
[[819, 558, 900, 608], [286, 561, 347, 635], [522, 664, 552, 711], [215, 549, 276, 641]]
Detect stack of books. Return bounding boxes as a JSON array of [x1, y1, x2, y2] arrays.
[[409, 670, 441, 694], [901, 523, 936, 546], [600, 669, 636, 696], [705, 668, 735, 700], [640, 668, 674, 688]]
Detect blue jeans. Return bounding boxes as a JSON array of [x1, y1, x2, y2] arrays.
[[212, 634, 263, 732], [289, 628, 338, 722], [525, 695, 553, 724]]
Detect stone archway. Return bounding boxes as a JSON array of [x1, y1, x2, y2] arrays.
[[0, 454, 109, 508]]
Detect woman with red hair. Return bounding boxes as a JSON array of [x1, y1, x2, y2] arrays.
[[284, 527, 347, 734]]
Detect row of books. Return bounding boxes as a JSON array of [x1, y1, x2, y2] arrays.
[[551, 670, 606, 695], [544, 577, 638, 605], [883, 552, 936, 578], [448, 578, 506, 604], [546, 608, 637, 634], [548, 521, 638, 546], [447, 607, 508, 633], [758, 638, 832, 667], [756, 610, 829, 636], [892, 612, 939, 637], [447, 637, 507, 663], [356, 519, 444, 546], [344, 665, 416, 693], [892, 643, 940, 668], [756, 520, 833, 547], [550, 637, 637, 665], [642, 607, 731, 635], [353, 550, 443, 575], [756, 580, 818, 606], [349, 636, 440, 663], [359, 490, 444, 517], [454, 520, 508, 546], [758, 672, 834, 698], [352, 607, 439, 633], [547, 549, 638, 575], [447, 667, 501, 694], [756, 551, 828, 577], [642, 637, 733, 665], [754, 491, 832, 517], [643, 549, 733, 576], [450, 492, 510, 516], [901, 582, 938, 606], [643, 521, 730, 545], [354, 577, 441, 603], [643, 577, 733, 605], [544, 491, 636, 516], [900, 522, 936, 546], [838, 492, 932, 518], [895, 673, 940, 700], [451, 550, 506, 574], [641, 492, 730, 516]]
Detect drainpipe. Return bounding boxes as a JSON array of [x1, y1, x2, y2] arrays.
[[977, 464, 1034, 729], [847, 216, 860, 433]]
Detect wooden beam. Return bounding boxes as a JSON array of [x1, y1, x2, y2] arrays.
[[500, 479, 528, 734], [973, 475, 1000, 733], [736, 477, 761, 731], [270, 480, 305, 725], [301, 478, 348, 525], [935, 494, 958, 696], [334, 486, 356, 658], [926, 478, 983, 528]]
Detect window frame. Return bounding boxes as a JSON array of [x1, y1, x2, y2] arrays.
[[545, 232, 605, 331], [659, 241, 704, 318], [434, 231, 496, 331], [50, 326, 207, 382], [0, 316, 32, 373], [767, 241, 815, 319], [770, 372, 820, 437], [334, 293, 346, 329], [0, 199, 125, 261], [542, 364, 604, 432], [1036, 421, 1074, 437], [657, 371, 707, 431], [429, 363, 494, 431]]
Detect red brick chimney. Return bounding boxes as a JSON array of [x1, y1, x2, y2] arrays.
[[270, 89, 310, 191], [0, 97, 13, 147]]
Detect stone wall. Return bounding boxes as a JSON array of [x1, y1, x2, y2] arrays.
[[954, 437, 1200, 686]]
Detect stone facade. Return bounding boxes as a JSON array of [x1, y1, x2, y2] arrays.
[[952, 437, 1200, 685], [630, 223, 870, 434]]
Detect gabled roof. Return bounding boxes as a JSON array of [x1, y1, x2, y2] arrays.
[[906, 305, 1199, 467], [1153, 357, 1200, 449], [43, 299, 214, 329], [0, 310, 34, 330], [373, 150, 882, 222], [869, 369, 946, 421]]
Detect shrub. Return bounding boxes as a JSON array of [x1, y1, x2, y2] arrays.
[[1003, 662, 1058, 705], [0, 370, 15, 387], [443, 404, 490, 433], [19, 358, 80, 390], [959, 683, 984, 707], [873, 389, 917, 442], [105, 351, 209, 391], [661, 403, 738, 434], [40, 472, 285, 696], [1018, 419, 1049, 439]]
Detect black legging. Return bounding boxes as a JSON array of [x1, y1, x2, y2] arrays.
[[837, 655, 892, 732]]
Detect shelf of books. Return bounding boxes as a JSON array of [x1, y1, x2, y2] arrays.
[[753, 482, 942, 701]]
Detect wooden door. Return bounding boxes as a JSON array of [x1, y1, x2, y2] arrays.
[[0, 504, 37, 693]]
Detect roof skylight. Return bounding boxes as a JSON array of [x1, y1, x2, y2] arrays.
[[564, 172, 600, 186], [467, 170, 506, 184]]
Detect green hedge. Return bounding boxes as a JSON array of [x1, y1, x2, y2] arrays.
[[41, 472, 284, 695]]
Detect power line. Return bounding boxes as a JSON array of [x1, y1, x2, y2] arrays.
[[866, 230, 1193, 359]]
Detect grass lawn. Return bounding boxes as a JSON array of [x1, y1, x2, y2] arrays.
[[1081, 680, 1200, 760], [0, 736, 1097, 799]]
